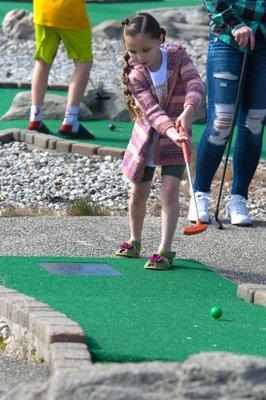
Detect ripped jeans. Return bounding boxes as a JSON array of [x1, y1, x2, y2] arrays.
[[194, 34, 266, 198]]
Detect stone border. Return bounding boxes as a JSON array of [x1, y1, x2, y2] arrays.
[[237, 284, 266, 307], [0, 285, 91, 373], [0, 128, 125, 159]]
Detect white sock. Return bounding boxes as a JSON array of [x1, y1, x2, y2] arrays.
[[62, 106, 80, 133], [30, 105, 43, 122]]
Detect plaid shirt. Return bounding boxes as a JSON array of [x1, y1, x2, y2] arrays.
[[203, 0, 266, 51]]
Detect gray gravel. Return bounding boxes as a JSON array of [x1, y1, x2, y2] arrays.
[[0, 355, 49, 399], [0, 216, 265, 285]]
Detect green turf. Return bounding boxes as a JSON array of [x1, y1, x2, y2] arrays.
[[0, 1, 201, 26], [0, 256, 265, 362], [1, 87, 265, 156]]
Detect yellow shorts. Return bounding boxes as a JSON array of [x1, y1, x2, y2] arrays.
[[34, 24, 93, 63]]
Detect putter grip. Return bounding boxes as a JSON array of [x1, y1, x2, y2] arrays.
[[178, 126, 190, 163], [181, 141, 189, 164]]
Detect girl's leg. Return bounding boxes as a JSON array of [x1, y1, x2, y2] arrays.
[[232, 40, 266, 199], [194, 35, 244, 193], [159, 175, 180, 251], [129, 180, 152, 243]]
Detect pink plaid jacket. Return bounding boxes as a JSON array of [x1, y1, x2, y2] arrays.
[[122, 42, 205, 182]]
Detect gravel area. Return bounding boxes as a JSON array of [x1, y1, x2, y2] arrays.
[[0, 355, 49, 399], [0, 141, 265, 220], [0, 34, 207, 89]]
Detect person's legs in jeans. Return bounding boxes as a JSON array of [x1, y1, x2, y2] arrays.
[[232, 40, 266, 198], [225, 39, 266, 224], [189, 35, 246, 222]]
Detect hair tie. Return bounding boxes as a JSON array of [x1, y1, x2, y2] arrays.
[[122, 18, 130, 26]]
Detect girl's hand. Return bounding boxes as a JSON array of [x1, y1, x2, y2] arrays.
[[166, 127, 188, 144], [233, 25, 255, 50], [175, 105, 194, 132]]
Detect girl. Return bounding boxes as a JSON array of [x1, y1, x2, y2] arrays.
[[116, 13, 205, 270]]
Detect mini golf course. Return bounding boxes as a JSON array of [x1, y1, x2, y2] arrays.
[[0, 1, 202, 27], [0, 87, 266, 156], [0, 255, 265, 362]]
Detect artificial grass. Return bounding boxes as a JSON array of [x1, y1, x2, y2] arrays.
[[1, 87, 265, 156], [0, 1, 201, 26], [0, 255, 265, 363]]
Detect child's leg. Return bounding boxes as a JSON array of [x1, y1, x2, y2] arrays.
[[59, 27, 93, 136], [67, 61, 92, 107], [159, 175, 180, 252], [29, 25, 59, 133], [28, 60, 52, 133], [61, 61, 92, 133], [31, 60, 52, 107], [129, 180, 152, 243]]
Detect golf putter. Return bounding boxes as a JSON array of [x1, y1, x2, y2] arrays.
[[179, 129, 208, 235], [89, 78, 111, 100], [210, 48, 250, 230]]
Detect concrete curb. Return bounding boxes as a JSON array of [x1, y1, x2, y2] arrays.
[[0, 285, 92, 373], [0, 128, 125, 159], [237, 284, 266, 306]]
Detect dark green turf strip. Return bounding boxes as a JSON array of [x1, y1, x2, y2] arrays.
[[1, 87, 265, 156], [0, 256, 265, 362], [0, 1, 201, 26]]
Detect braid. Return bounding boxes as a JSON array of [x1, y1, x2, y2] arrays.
[[122, 51, 143, 119], [160, 27, 166, 43]]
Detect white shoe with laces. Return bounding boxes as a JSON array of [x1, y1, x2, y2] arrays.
[[225, 195, 252, 225], [187, 191, 210, 223]]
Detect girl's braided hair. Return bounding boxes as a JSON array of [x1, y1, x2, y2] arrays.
[[121, 13, 166, 119]]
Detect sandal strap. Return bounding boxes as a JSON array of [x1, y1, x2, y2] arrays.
[[158, 250, 176, 262]]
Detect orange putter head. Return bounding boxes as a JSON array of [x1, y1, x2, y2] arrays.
[[182, 219, 208, 235]]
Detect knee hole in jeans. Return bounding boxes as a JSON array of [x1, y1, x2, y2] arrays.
[[245, 109, 266, 134]]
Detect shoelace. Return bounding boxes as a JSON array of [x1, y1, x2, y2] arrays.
[[196, 196, 209, 212], [230, 199, 248, 214]]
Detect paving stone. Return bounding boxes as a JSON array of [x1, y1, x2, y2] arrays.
[[27, 311, 68, 332], [254, 290, 266, 307], [237, 284, 266, 303], [10, 305, 60, 329], [0, 130, 14, 144], [49, 342, 91, 365], [72, 143, 99, 156], [56, 140, 73, 153], [33, 133, 55, 149], [97, 146, 125, 158], [34, 318, 85, 345], [25, 131, 35, 144], [10, 129, 21, 141]]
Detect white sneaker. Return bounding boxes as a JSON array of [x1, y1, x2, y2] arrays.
[[225, 195, 252, 225], [187, 191, 210, 223]]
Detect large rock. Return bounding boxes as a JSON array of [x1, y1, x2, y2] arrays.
[[92, 20, 123, 40], [2, 9, 34, 40], [0, 92, 92, 121], [1, 86, 205, 123], [1, 89, 130, 122], [4, 353, 266, 400]]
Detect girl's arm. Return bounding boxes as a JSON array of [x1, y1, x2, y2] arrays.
[[128, 71, 175, 135], [178, 49, 205, 128]]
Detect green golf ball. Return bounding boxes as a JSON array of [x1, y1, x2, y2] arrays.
[[210, 306, 223, 319]]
